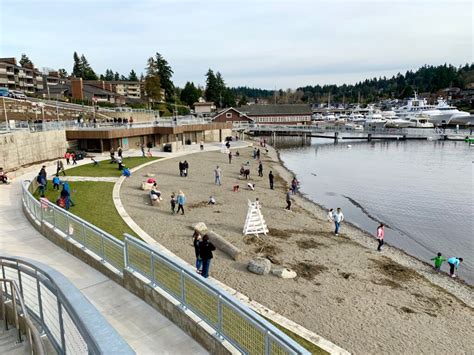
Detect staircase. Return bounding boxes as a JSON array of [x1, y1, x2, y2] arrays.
[[0, 324, 31, 355]]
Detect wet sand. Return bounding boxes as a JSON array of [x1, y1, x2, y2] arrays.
[[120, 145, 474, 354]]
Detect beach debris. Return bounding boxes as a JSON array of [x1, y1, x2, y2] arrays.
[[248, 258, 271, 275], [272, 267, 297, 279]]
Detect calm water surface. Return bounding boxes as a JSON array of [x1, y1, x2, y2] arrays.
[[279, 139, 474, 284]]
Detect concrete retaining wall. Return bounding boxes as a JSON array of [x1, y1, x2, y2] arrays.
[[0, 130, 67, 172]]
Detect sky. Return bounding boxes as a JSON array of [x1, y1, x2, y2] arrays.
[[0, 0, 472, 89]]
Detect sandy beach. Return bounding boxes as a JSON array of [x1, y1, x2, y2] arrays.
[[120, 144, 474, 354]]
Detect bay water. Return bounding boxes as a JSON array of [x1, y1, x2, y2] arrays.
[[279, 139, 473, 284]]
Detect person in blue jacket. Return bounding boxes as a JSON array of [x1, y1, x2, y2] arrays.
[[447, 257, 463, 278], [177, 190, 186, 215]]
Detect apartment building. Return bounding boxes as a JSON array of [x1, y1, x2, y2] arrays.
[[0, 57, 44, 94], [110, 81, 141, 99]]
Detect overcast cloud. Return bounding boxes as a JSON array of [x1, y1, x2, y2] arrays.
[[0, 0, 472, 88]]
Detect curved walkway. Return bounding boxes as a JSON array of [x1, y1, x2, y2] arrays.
[[0, 160, 206, 354]]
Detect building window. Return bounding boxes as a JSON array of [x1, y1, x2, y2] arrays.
[[226, 112, 232, 118]]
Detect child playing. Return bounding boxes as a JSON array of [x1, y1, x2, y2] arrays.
[[52, 175, 61, 190], [431, 252, 446, 272], [170, 192, 176, 214]]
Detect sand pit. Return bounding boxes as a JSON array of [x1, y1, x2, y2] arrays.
[[120, 145, 474, 354]]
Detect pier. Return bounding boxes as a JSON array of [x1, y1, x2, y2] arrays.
[[244, 124, 472, 143]]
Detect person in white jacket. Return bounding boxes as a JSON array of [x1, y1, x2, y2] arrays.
[[333, 208, 344, 235]]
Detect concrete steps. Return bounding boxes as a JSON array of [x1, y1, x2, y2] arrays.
[[0, 325, 31, 355]]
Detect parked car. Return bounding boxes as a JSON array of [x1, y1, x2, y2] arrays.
[[9, 90, 27, 100], [0, 88, 9, 97]]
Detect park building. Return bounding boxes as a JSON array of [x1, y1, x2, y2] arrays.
[[240, 104, 312, 125]]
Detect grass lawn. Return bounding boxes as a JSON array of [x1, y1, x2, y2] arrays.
[[34, 180, 136, 240], [263, 316, 329, 355], [65, 156, 159, 177]]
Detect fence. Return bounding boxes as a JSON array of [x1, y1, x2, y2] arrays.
[[22, 181, 310, 355], [0, 256, 133, 355]]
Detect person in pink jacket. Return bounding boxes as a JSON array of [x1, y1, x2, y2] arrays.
[[376, 223, 385, 251]]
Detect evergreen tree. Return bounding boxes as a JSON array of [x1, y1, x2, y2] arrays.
[[79, 54, 97, 80], [120, 75, 128, 81], [19, 54, 33, 67], [129, 69, 138, 81], [104, 69, 114, 81], [238, 95, 248, 106], [222, 88, 236, 107], [114, 72, 120, 81], [155, 52, 174, 101], [205, 69, 219, 103], [72, 52, 82, 77], [180, 82, 201, 107]]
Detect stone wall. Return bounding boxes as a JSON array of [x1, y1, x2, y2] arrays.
[[0, 130, 67, 172]]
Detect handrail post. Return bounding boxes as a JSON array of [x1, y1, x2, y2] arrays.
[[216, 295, 223, 340], [0, 277, 7, 331], [179, 270, 186, 309], [57, 298, 66, 354], [100, 233, 105, 262], [12, 284, 21, 343], [123, 237, 129, 270], [264, 330, 270, 355], [149, 252, 155, 285]]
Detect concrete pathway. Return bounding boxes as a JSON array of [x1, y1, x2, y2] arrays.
[[0, 162, 207, 354], [59, 176, 120, 182]]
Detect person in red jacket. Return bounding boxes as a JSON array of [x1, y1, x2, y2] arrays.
[[376, 223, 385, 251]]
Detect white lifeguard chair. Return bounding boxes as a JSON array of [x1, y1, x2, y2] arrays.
[[243, 200, 268, 237]]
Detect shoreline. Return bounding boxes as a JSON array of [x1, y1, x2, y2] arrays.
[[274, 143, 474, 292], [120, 143, 474, 354]]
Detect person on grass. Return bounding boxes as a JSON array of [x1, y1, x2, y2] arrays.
[[52, 175, 61, 191]]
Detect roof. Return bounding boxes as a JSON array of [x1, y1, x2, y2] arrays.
[[194, 102, 214, 106], [37, 84, 70, 96], [241, 104, 312, 116], [212, 107, 253, 121], [83, 84, 116, 96]]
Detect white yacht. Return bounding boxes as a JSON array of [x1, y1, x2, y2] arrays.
[[407, 114, 434, 128], [363, 106, 387, 129], [431, 98, 471, 125], [384, 118, 411, 128], [395, 94, 473, 126]]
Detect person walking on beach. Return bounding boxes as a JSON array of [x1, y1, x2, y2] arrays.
[[193, 231, 202, 273], [183, 161, 189, 177], [256, 148, 261, 160], [285, 188, 292, 210], [200, 141, 204, 151], [291, 177, 299, 194], [199, 234, 216, 278], [258, 162, 263, 177], [170, 192, 176, 214], [447, 257, 463, 278], [376, 223, 385, 251], [177, 191, 186, 215], [214, 165, 222, 185], [179, 161, 184, 177], [268, 171, 274, 190], [253, 148, 257, 159], [431, 252, 446, 272], [228, 151, 232, 164], [333, 208, 344, 235], [327, 208, 334, 223]]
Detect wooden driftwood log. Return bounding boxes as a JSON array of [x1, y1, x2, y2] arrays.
[[192, 223, 242, 261]]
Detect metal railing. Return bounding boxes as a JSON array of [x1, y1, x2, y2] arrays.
[[0, 256, 134, 355], [22, 180, 310, 355], [22, 181, 125, 272], [0, 278, 46, 355]]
